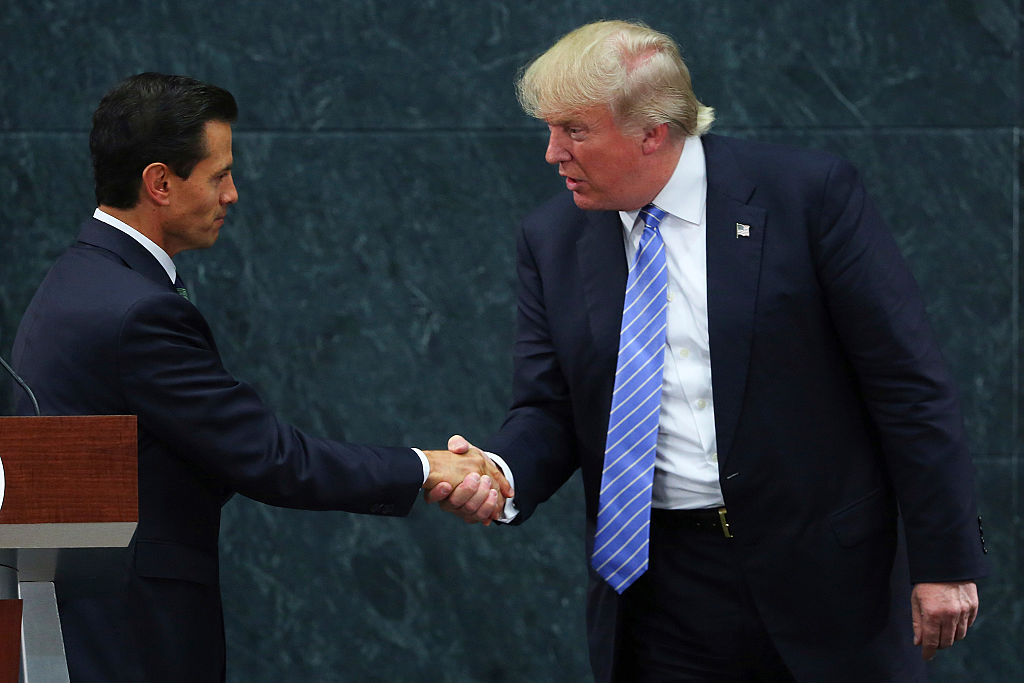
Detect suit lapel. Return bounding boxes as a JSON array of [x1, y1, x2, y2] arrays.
[[702, 136, 766, 466], [77, 217, 174, 289], [577, 210, 628, 361], [571, 136, 766, 469]]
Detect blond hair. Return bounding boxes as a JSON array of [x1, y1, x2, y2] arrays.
[[516, 20, 715, 138]]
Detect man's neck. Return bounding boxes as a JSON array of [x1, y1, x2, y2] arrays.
[[94, 207, 177, 282], [654, 138, 686, 188], [636, 137, 686, 209], [98, 204, 166, 253]]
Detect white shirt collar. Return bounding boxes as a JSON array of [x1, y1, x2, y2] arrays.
[[93, 208, 177, 283], [619, 135, 706, 229]]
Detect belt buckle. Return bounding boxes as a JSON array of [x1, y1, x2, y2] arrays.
[[718, 507, 733, 538]]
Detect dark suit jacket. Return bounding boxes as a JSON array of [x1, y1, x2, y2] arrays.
[[11, 218, 424, 682], [486, 134, 988, 681]]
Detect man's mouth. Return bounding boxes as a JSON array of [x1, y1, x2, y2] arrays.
[[561, 173, 584, 191]]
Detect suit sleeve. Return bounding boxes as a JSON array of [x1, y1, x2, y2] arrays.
[[812, 158, 988, 582], [117, 292, 423, 515], [485, 222, 580, 523]]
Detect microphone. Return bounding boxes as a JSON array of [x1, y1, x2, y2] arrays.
[[0, 354, 40, 417]]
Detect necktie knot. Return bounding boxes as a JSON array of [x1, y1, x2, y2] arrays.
[[640, 204, 667, 231], [173, 276, 190, 302]]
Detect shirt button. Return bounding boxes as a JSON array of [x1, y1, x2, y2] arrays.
[[711, 452, 718, 463], [679, 348, 690, 359], [667, 291, 674, 302], [696, 399, 707, 410]]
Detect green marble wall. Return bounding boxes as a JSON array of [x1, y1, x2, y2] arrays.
[[1, 1, 1018, 680]]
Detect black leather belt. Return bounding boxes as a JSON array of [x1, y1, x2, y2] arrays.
[[651, 507, 733, 538]]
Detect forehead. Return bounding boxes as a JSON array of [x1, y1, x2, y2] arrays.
[[546, 105, 617, 129], [198, 120, 233, 164]]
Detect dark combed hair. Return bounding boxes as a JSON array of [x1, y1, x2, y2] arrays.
[[90, 72, 238, 208]]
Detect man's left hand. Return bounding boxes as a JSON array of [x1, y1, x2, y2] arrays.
[[911, 581, 979, 660]]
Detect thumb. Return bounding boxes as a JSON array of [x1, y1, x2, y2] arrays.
[[448, 434, 471, 453], [497, 476, 514, 499]]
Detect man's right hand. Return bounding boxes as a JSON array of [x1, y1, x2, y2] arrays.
[[422, 434, 512, 525]]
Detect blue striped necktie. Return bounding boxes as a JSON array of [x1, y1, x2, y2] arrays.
[[592, 204, 668, 593]]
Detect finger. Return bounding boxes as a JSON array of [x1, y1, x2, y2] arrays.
[[480, 461, 514, 498], [912, 601, 922, 646], [965, 587, 979, 629], [966, 602, 979, 629], [460, 475, 495, 517], [938, 618, 955, 648], [471, 489, 501, 526], [424, 482, 453, 504], [447, 474, 481, 507], [438, 498, 481, 523], [954, 612, 969, 642], [916, 608, 939, 660], [490, 491, 506, 520], [448, 434, 471, 453], [921, 622, 941, 660], [478, 490, 500, 526], [493, 471, 514, 498]]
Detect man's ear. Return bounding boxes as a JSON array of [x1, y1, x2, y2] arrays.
[[641, 122, 671, 155], [140, 163, 172, 206]]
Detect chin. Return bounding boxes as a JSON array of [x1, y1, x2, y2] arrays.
[[570, 192, 600, 210]]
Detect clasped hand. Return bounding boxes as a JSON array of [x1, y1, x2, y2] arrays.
[[911, 580, 979, 660], [421, 435, 512, 526]]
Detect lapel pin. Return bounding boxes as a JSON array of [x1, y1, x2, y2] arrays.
[[735, 223, 750, 238]]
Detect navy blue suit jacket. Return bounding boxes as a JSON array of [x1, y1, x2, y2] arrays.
[[12, 218, 424, 682], [486, 134, 988, 681]]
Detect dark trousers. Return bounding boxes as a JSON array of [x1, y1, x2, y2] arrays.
[[615, 510, 795, 682]]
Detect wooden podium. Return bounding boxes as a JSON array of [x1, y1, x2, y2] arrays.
[[0, 416, 137, 682]]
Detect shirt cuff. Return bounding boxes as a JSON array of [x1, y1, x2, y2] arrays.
[[411, 447, 429, 486], [483, 450, 520, 522]]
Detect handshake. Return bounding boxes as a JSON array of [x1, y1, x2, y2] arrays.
[[421, 435, 512, 526]]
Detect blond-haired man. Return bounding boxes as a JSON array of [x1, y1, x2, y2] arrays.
[[438, 20, 987, 681]]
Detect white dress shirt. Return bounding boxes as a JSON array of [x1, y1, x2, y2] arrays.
[[496, 135, 724, 520], [94, 208, 177, 283], [618, 137, 723, 509]]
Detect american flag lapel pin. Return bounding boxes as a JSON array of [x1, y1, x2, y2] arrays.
[[735, 223, 750, 238]]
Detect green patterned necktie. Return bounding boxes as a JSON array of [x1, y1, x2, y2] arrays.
[[173, 275, 190, 302]]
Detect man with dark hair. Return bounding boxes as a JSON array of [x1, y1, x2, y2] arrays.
[[90, 73, 241, 210], [11, 72, 507, 681], [436, 20, 988, 681]]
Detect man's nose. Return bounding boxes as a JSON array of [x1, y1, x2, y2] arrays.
[[545, 131, 571, 165], [222, 176, 238, 205]]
